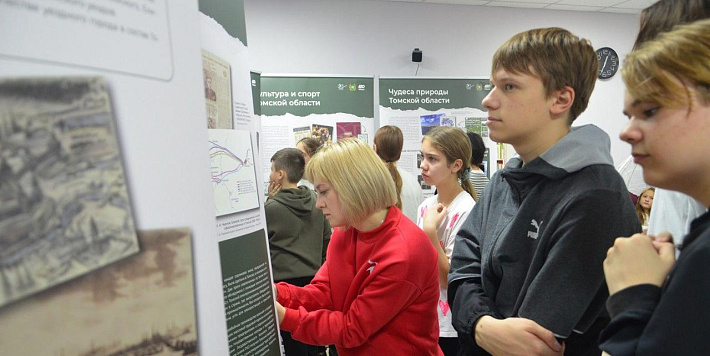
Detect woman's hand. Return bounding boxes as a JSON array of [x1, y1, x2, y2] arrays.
[[604, 233, 676, 295], [276, 301, 286, 324]]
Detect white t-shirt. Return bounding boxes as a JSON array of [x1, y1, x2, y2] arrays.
[[648, 188, 707, 250], [417, 190, 475, 337], [398, 166, 424, 223]]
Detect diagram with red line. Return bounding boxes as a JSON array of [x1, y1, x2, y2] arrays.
[[208, 129, 260, 216]]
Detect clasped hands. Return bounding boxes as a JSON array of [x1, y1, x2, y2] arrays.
[[604, 232, 676, 296]]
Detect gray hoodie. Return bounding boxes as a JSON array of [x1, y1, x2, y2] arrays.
[[448, 125, 640, 355]]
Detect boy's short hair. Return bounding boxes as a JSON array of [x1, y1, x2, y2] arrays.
[[305, 138, 397, 227], [623, 19, 710, 109], [491, 27, 598, 123], [271, 148, 305, 183]]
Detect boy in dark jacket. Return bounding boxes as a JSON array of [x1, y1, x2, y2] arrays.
[[266, 148, 331, 356], [447, 28, 640, 356]]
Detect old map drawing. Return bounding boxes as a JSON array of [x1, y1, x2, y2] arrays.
[[0, 228, 198, 355], [209, 129, 260, 216], [0, 77, 139, 308]]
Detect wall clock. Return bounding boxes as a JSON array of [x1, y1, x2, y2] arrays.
[[596, 47, 619, 80]]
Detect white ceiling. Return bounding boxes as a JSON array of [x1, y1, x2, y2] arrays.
[[385, 0, 656, 14]]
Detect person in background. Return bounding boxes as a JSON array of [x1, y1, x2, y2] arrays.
[[418, 126, 476, 356], [634, 0, 710, 250], [448, 27, 640, 356], [374, 125, 424, 222], [635, 187, 655, 233], [466, 132, 489, 200], [295, 137, 321, 190], [600, 19, 710, 355], [265, 148, 331, 356], [274, 138, 443, 356]]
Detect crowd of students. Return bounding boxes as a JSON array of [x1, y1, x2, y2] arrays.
[[264, 0, 710, 355]]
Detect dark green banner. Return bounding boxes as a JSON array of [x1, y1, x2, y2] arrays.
[[250, 71, 261, 116], [379, 78, 490, 111], [260, 76, 374, 118], [219, 229, 280, 356], [199, 0, 248, 45]]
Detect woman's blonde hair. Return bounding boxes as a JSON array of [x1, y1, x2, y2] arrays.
[[623, 19, 710, 110], [305, 138, 398, 226], [423, 126, 477, 201]]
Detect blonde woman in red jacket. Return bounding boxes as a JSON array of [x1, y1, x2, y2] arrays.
[[274, 138, 443, 356]]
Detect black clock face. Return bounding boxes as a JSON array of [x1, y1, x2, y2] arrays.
[[596, 47, 619, 79]]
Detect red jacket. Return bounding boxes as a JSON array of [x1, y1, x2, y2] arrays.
[[277, 206, 443, 356]]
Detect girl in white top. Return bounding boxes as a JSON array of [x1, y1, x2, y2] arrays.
[[417, 126, 476, 356]]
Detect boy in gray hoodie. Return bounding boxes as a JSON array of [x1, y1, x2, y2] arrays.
[[266, 148, 331, 356], [447, 28, 639, 356]]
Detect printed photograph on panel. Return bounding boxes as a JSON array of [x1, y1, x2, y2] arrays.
[[420, 113, 443, 135], [202, 49, 233, 129], [336, 122, 361, 140], [0, 77, 139, 308], [465, 117, 487, 137], [311, 124, 333, 145], [0, 228, 198, 356], [441, 116, 454, 127], [293, 126, 310, 143]]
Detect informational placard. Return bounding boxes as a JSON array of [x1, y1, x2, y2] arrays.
[[0, 0, 173, 80], [379, 77, 494, 198], [260, 75, 375, 190], [220, 229, 280, 356], [199, 1, 280, 355], [1, 1, 231, 355]]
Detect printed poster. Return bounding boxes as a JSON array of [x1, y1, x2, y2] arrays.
[[260, 75, 375, 192], [1, 1, 230, 354], [199, 1, 280, 355], [379, 77, 495, 198]]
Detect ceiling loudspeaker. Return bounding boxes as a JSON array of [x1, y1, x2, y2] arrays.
[[412, 48, 422, 63]]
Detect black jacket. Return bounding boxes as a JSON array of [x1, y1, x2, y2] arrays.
[[600, 209, 710, 355], [448, 125, 640, 355]]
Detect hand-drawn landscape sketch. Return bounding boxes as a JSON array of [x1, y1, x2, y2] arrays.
[[0, 228, 198, 356], [0, 77, 139, 308]]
